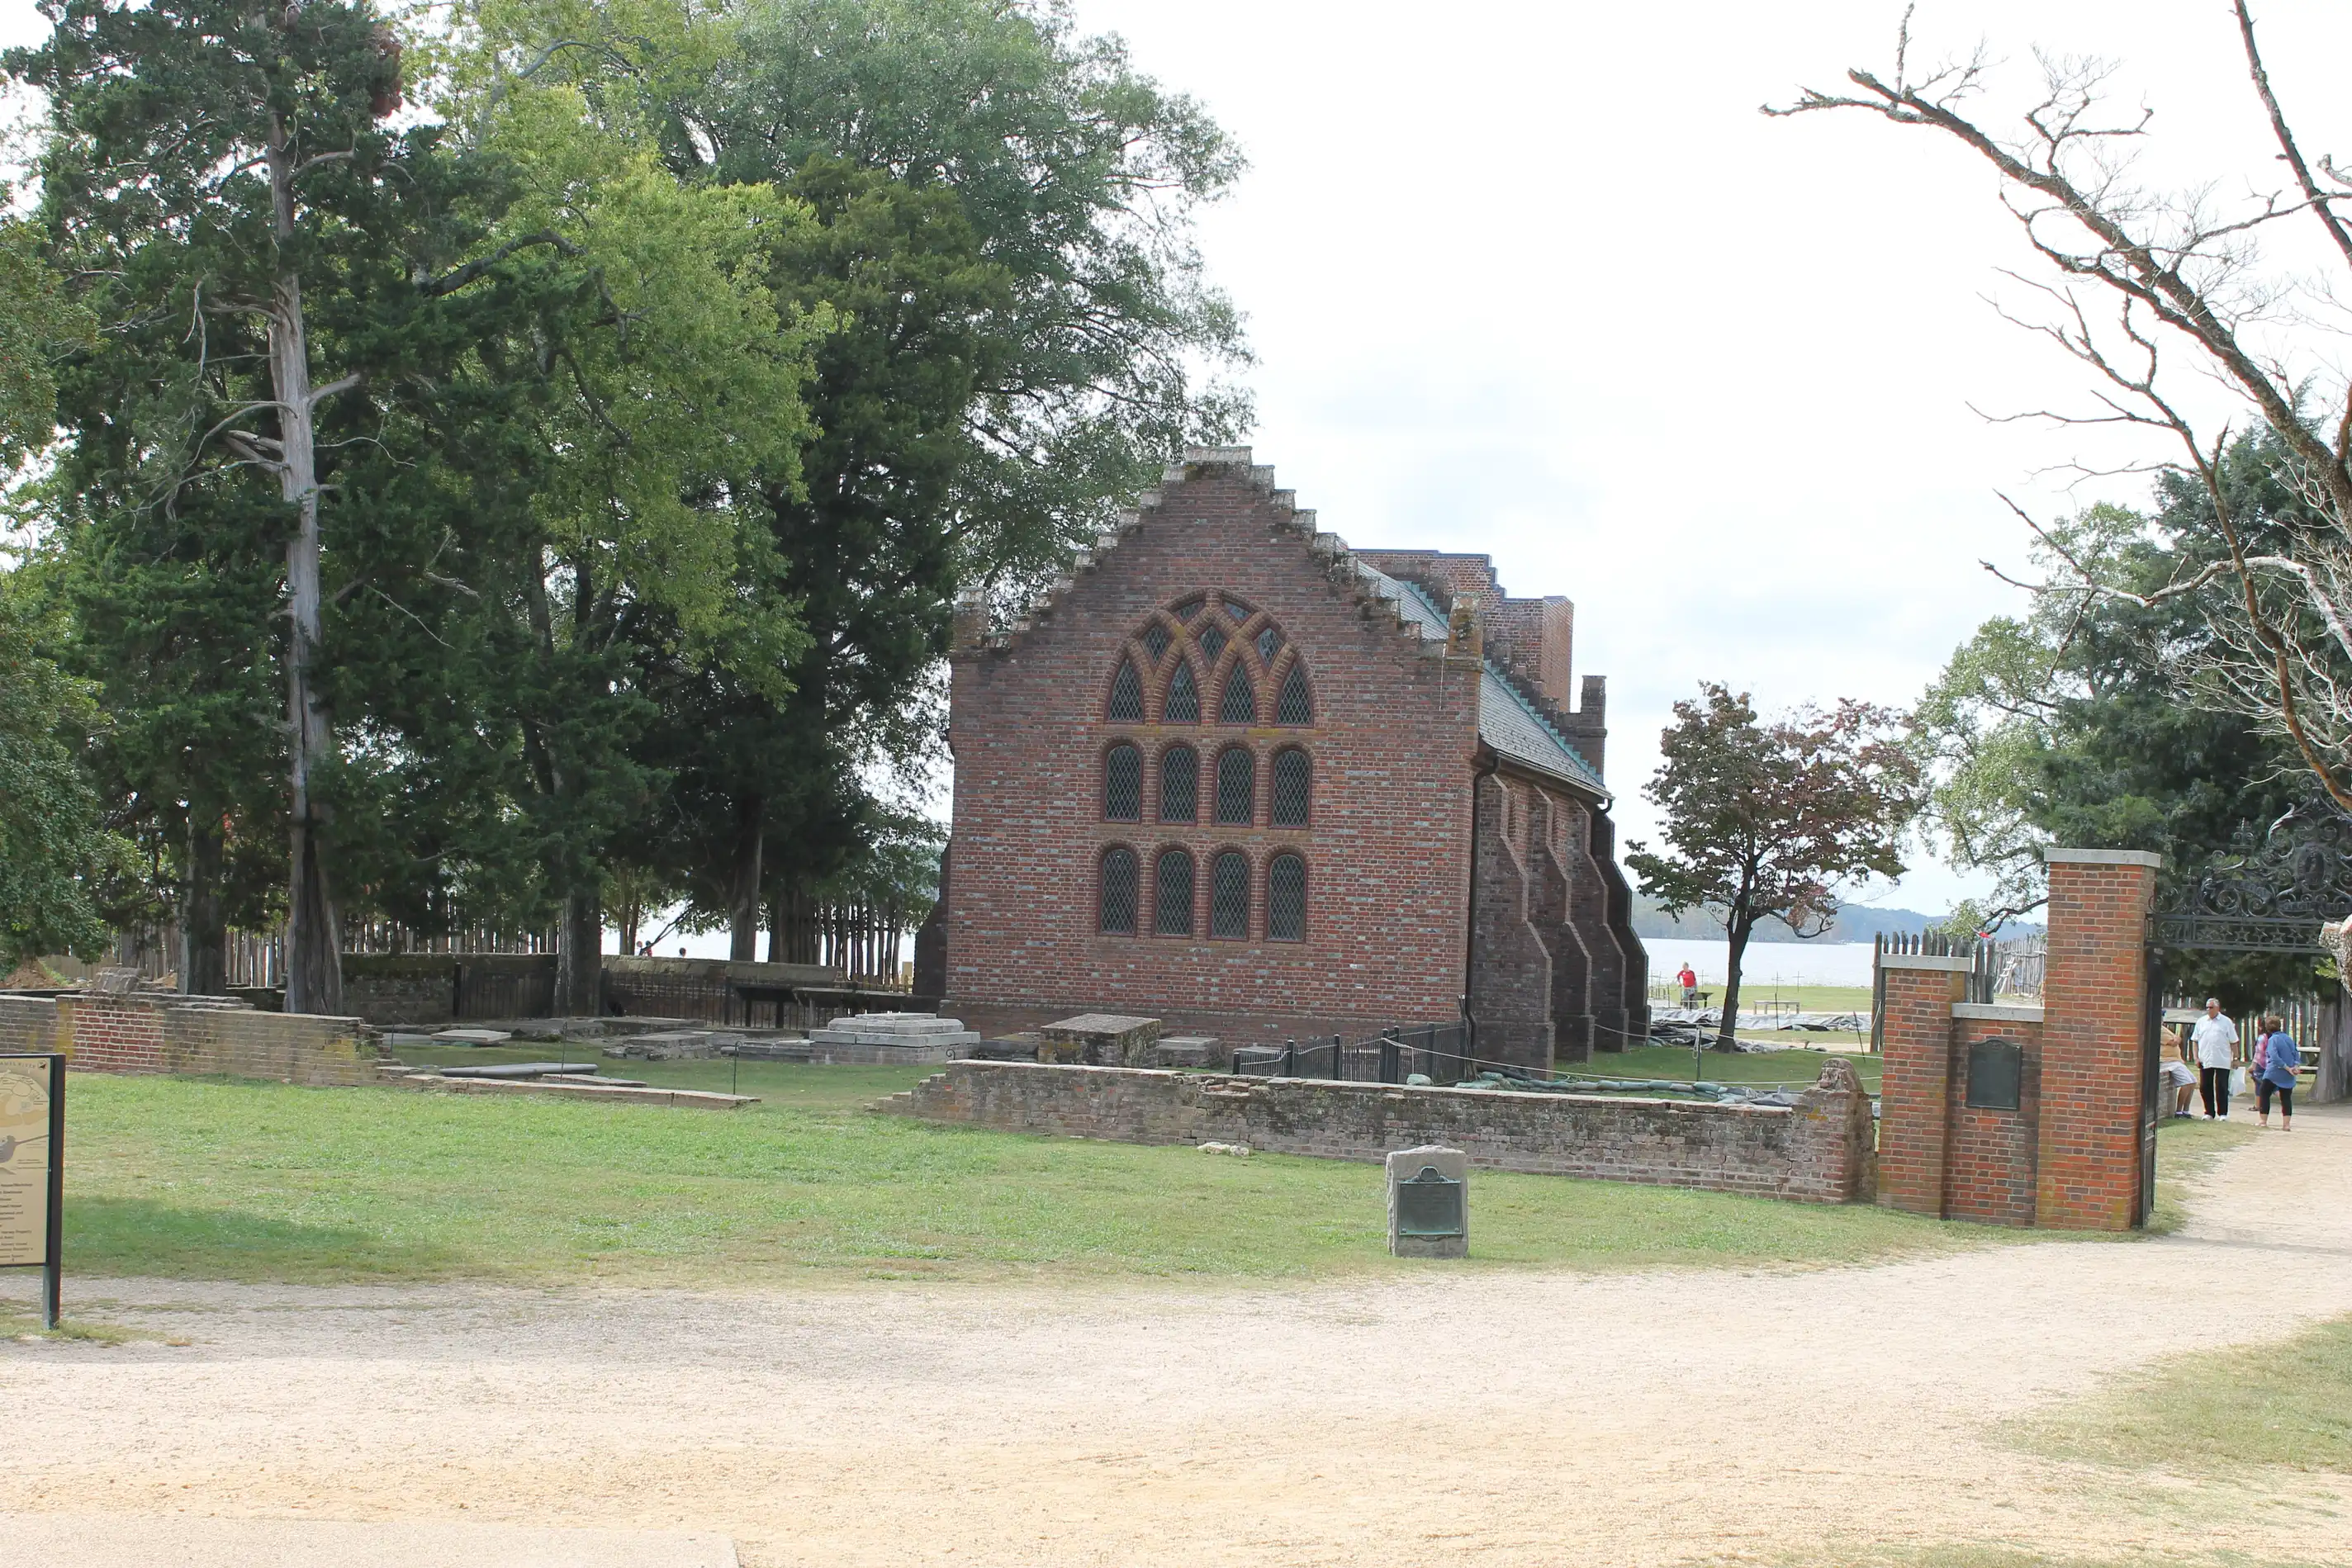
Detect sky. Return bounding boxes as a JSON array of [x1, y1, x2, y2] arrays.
[[8, 0, 2351, 945], [1060, 0, 2352, 913]]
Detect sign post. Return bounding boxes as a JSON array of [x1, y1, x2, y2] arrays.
[[0, 1054, 64, 1329]]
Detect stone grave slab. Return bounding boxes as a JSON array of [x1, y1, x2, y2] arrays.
[[431, 1028, 512, 1045], [804, 1011, 981, 1063], [1146, 1035, 1221, 1068], [1039, 1013, 1161, 1066]]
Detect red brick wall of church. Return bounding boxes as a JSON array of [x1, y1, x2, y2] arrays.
[[944, 458, 1485, 1043]]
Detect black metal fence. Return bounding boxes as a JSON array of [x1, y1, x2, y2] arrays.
[[1227, 1022, 1474, 1085]]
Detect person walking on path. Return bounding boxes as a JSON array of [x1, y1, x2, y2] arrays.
[[2255, 1013, 2300, 1131], [2193, 998, 2241, 1120]]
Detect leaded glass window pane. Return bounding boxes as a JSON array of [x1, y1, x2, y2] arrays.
[[1164, 661, 1199, 722], [1277, 664, 1312, 725], [1099, 850, 1138, 934], [1211, 851, 1250, 939], [1257, 626, 1280, 663], [1159, 746, 1197, 822], [1104, 744, 1141, 821], [1271, 748, 1310, 827], [1174, 597, 1202, 621], [1197, 625, 1226, 662], [1223, 598, 1249, 621], [1155, 850, 1194, 936], [1220, 670, 1256, 724], [1268, 854, 1306, 941], [1143, 623, 1169, 661], [1216, 746, 1254, 825], [1107, 661, 1142, 722]]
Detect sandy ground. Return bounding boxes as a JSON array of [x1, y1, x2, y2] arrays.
[[7, 1108, 2352, 1567]]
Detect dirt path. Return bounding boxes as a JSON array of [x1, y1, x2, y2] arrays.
[[9, 1110, 2352, 1567]]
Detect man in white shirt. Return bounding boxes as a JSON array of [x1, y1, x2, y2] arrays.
[[2191, 997, 2241, 1120]]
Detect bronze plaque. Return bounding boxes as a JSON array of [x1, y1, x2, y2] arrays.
[[1396, 1165, 1465, 1238], [1965, 1037, 2023, 1111]]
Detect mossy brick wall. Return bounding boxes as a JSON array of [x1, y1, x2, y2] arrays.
[[889, 1059, 1875, 1202], [0, 993, 380, 1085]]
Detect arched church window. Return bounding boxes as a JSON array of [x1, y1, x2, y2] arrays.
[[1098, 849, 1139, 935], [1256, 626, 1281, 664], [1159, 746, 1198, 823], [1164, 661, 1200, 722], [1107, 661, 1142, 722], [1267, 854, 1306, 941], [1271, 748, 1311, 827], [1277, 663, 1313, 726], [1173, 596, 1203, 622], [1211, 851, 1250, 939], [1104, 744, 1141, 821], [1198, 624, 1226, 662], [1220, 669, 1257, 725], [1143, 623, 1170, 661], [1155, 849, 1195, 936], [1215, 746, 1255, 826]]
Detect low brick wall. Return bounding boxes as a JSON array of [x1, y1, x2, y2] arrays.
[[884, 1059, 1875, 1203], [0, 992, 382, 1086]]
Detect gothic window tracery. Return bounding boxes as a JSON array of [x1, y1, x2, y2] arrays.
[[1276, 663, 1312, 725], [1107, 661, 1142, 722], [1155, 850, 1195, 936], [1211, 851, 1250, 939], [1215, 746, 1255, 826], [1267, 854, 1306, 940], [1220, 669, 1256, 724], [1104, 744, 1141, 821], [1098, 849, 1139, 935], [1159, 746, 1198, 822], [1164, 661, 1200, 722]]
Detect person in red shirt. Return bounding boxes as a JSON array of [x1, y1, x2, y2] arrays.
[[1676, 964, 1699, 1007]]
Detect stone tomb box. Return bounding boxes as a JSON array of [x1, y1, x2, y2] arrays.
[[1386, 1144, 1468, 1259], [1038, 1014, 1161, 1066]]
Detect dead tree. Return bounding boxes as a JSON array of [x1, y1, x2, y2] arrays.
[[1770, 2, 2352, 813]]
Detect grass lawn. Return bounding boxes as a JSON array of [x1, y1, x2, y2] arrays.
[[2014, 1307, 2352, 1475], [51, 1065, 2029, 1288]]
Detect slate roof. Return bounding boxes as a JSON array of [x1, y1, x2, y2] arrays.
[[1363, 571, 1610, 800]]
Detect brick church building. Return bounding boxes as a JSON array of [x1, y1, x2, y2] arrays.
[[917, 448, 1648, 1069]]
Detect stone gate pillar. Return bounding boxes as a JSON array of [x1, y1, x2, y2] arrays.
[[2037, 848, 2162, 1231]]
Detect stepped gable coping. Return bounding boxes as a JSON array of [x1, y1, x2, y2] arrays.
[[1386, 578, 1607, 800], [965, 446, 1466, 662]]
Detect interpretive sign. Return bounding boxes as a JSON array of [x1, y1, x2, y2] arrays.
[[1965, 1038, 2023, 1112], [0, 1055, 64, 1328]]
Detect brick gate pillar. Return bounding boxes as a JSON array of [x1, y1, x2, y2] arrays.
[[2037, 848, 2163, 1231], [1875, 955, 1971, 1217]]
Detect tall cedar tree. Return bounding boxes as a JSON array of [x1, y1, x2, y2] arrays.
[[1626, 685, 1924, 1049], [12, 0, 426, 1009]]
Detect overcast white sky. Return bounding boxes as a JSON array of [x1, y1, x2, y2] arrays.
[[1065, 0, 2352, 913], [9, 0, 2350, 926]]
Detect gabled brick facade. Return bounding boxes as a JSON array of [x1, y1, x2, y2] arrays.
[[927, 449, 1648, 1068]]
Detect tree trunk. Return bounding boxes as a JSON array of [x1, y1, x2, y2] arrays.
[[1716, 915, 1753, 1051], [728, 794, 764, 962], [180, 813, 226, 997], [555, 884, 602, 1016], [267, 111, 343, 1016]]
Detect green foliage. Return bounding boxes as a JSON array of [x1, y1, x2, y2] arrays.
[[0, 202, 95, 471], [1915, 443, 2323, 998], [0, 585, 130, 964], [1627, 684, 1923, 1044]]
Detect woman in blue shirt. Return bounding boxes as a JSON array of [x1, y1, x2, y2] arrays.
[[2255, 1015, 2300, 1132]]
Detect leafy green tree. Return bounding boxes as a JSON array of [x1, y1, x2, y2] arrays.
[[1626, 685, 1923, 1049], [1916, 439, 2322, 1001], [0, 585, 129, 968]]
